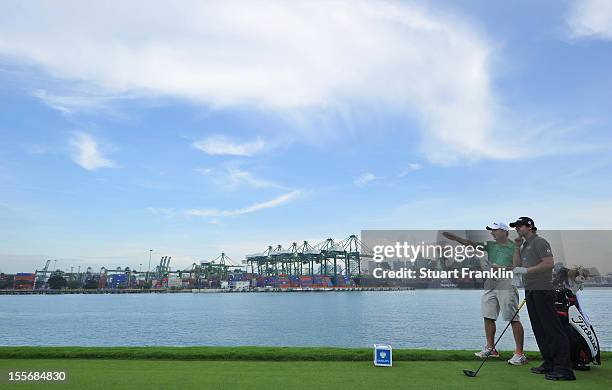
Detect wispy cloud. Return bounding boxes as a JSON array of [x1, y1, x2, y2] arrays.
[[0, 1, 502, 163], [566, 0, 612, 40], [146, 207, 175, 218], [354, 172, 376, 186], [69, 132, 118, 171], [33, 89, 127, 114], [187, 190, 300, 217], [399, 163, 422, 177], [0, 1, 599, 164], [193, 136, 265, 156], [194, 167, 213, 175], [225, 167, 282, 189], [196, 163, 285, 190]]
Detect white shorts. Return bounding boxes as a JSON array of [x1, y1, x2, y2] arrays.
[[481, 279, 520, 322]]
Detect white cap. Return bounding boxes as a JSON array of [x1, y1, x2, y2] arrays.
[[486, 222, 509, 231]]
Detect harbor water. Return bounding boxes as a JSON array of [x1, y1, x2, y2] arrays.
[[1, 289, 610, 351]]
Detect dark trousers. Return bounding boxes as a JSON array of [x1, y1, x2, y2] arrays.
[[526, 290, 573, 375]]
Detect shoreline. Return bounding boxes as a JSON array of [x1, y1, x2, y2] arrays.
[[0, 287, 415, 295], [3, 286, 612, 295]]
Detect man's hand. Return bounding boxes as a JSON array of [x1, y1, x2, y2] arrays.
[[514, 237, 524, 247], [442, 232, 457, 240], [511, 274, 522, 287], [442, 232, 477, 248], [513, 267, 528, 275]]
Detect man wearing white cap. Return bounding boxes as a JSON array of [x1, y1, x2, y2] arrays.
[[443, 222, 527, 365]]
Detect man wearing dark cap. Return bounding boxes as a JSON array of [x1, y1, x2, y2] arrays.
[[511, 217, 575, 381]]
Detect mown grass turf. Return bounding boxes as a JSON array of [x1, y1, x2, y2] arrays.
[[0, 359, 610, 390]]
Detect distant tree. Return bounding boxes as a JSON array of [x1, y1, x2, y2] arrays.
[[47, 272, 67, 290], [141, 280, 152, 290], [67, 279, 82, 289], [83, 277, 99, 290], [0, 274, 11, 289]]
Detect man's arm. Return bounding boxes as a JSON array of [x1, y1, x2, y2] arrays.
[[512, 237, 523, 268], [526, 256, 554, 274], [526, 238, 554, 273], [442, 232, 481, 248]]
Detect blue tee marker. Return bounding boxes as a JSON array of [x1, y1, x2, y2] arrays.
[[374, 344, 392, 367]]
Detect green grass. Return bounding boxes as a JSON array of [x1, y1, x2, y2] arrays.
[[0, 359, 611, 390], [2, 346, 611, 361]]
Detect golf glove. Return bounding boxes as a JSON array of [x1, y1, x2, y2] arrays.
[[512, 267, 528, 275], [511, 274, 523, 287]]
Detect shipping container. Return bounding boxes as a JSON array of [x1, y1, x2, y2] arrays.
[[13, 273, 35, 290], [167, 276, 181, 288], [233, 281, 250, 290], [107, 274, 128, 289]]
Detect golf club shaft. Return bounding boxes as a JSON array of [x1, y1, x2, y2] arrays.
[[473, 292, 529, 375]]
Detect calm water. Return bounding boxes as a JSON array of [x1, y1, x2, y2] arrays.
[[1, 289, 610, 351]]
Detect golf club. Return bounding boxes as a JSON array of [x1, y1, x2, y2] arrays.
[[463, 294, 529, 378]]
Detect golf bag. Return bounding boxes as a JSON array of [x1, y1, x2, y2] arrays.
[[554, 268, 601, 370]]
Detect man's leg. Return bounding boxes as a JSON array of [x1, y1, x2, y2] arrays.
[[484, 318, 496, 348], [478, 289, 500, 357], [511, 321, 524, 354], [534, 290, 574, 377], [500, 285, 524, 355], [526, 291, 554, 370]]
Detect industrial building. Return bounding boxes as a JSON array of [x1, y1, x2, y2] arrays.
[[1, 234, 372, 292]]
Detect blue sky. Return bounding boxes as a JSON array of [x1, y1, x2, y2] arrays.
[[1, 0, 612, 273]]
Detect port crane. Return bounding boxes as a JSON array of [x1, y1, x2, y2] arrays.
[[200, 253, 243, 280], [245, 234, 371, 279], [34, 259, 52, 289]]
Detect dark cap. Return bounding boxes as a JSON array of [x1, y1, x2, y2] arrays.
[[509, 217, 537, 230]]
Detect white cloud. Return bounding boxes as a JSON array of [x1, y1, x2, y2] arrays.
[[146, 207, 175, 217], [187, 190, 300, 217], [0, 1, 592, 163], [193, 136, 265, 156], [0, 1, 505, 163], [69, 132, 118, 171], [32, 89, 125, 114], [354, 172, 376, 186], [194, 167, 213, 175], [399, 163, 422, 177], [225, 167, 281, 189], [196, 164, 283, 190], [567, 0, 612, 40]]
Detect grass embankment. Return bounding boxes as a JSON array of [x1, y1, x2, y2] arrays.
[[2, 346, 611, 361]]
